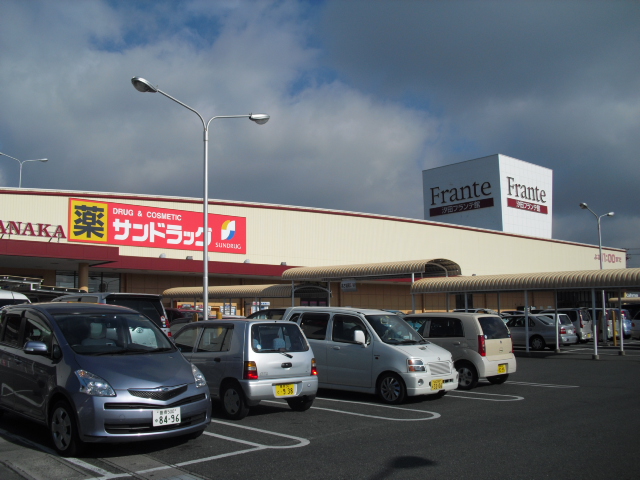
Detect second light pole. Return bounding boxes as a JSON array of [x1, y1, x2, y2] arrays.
[[579, 202, 614, 347], [132, 77, 269, 318]]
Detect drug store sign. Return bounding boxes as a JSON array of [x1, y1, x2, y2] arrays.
[[68, 198, 246, 254]]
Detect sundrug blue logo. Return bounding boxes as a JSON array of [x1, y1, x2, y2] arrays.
[[221, 220, 236, 240]]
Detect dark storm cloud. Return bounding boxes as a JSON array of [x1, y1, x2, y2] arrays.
[[319, 1, 640, 264], [0, 0, 638, 265]]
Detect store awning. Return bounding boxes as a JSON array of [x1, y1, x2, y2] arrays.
[[281, 259, 461, 282], [410, 268, 640, 294], [163, 284, 292, 299]]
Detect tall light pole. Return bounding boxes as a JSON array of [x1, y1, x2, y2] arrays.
[[579, 203, 614, 346], [0, 152, 48, 188], [131, 77, 269, 318]]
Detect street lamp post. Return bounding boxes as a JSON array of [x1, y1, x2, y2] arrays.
[[131, 77, 269, 318], [0, 152, 48, 188], [579, 203, 614, 351]]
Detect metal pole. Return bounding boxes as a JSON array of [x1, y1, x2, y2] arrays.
[[411, 273, 416, 313], [591, 288, 599, 360], [618, 288, 625, 356], [554, 290, 559, 352], [525, 291, 530, 353]]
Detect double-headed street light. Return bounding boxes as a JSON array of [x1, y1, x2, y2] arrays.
[[579, 202, 614, 351], [0, 152, 48, 188], [131, 77, 269, 318]]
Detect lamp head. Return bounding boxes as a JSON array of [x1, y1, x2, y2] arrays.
[[249, 113, 270, 125], [131, 77, 158, 93], [38, 158, 48, 163], [579, 203, 588, 209], [606, 212, 615, 217]]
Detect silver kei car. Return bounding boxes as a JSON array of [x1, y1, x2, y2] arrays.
[[505, 314, 578, 350], [173, 319, 318, 420], [0, 303, 211, 456]]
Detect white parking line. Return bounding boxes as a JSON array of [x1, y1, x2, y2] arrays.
[[506, 381, 579, 388], [445, 391, 524, 401], [264, 397, 441, 421]]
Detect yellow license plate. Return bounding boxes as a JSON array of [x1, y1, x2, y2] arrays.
[[275, 384, 295, 397], [498, 364, 507, 374], [431, 379, 444, 391]]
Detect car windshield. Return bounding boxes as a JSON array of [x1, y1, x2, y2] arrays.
[[251, 323, 309, 353], [105, 296, 164, 324], [55, 312, 174, 355], [478, 316, 511, 339], [540, 314, 572, 325], [365, 314, 426, 345]]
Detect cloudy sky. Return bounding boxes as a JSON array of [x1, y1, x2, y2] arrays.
[[1, 0, 639, 265]]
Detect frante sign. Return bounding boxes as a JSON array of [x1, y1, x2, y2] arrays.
[[429, 181, 494, 217], [423, 154, 553, 238], [68, 198, 247, 254]]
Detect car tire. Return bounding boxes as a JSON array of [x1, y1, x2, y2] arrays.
[[50, 400, 85, 457], [456, 362, 478, 390], [486, 374, 509, 385], [221, 382, 250, 420], [530, 336, 546, 351], [286, 395, 315, 412], [376, 373, 406, 404]]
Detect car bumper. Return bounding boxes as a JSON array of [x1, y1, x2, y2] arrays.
[[478, 356, 517, 378], [403, 371, 459, 397], [74, 387, 211, 443], [240, 376, 318, 405]]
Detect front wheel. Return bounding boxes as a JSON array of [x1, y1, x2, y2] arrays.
[[486, 374, 509, 385], [286, 396, 315, 412], [456, 362, 478, 390], [50, 400, 84, 457], [377, 373, 406, 404], [221, 383, 250, 420]]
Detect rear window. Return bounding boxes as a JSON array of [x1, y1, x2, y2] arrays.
[[478, 316, 510, 339], [251, 323, 309, 352], [105, 296, 164, 326]]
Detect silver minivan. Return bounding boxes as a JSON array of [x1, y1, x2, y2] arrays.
[[0, 302, 211, 456], [173, 319, 318, 420], [282, 307, 458, 404]]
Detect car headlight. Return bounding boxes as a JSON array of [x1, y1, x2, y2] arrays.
[[407, 358, 426, 372], [75, 370, 116, 397], [192, 363, 207, 388]]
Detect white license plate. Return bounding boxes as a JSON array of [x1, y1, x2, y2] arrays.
[[152, 407, 181, 427]]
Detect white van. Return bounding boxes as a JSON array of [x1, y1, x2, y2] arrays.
[[282, 307, 458, 404], [0, 290, 31, 308]]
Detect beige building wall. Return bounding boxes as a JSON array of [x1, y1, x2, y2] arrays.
[[0, 189, 626, 276]]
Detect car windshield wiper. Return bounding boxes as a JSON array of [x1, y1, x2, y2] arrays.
[[87, 349, 127, 356], [398, 340, 419, 345], [278, 350, 293, 359]]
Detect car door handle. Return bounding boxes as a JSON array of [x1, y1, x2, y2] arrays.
[[453, 342, 461, 345], [213, 357, 221, 362], [332, 346, 340, 350]]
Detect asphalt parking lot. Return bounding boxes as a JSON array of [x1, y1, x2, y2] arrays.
[[1, 340, 638, 480]]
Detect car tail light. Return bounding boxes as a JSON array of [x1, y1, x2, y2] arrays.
[[311, 358, 318, 376], [509, 337, 513, 353], [244, 361, 258, 380], [478, 335, 486, 357], [560, 327, 567, 334], [580, 319, 584, 328]]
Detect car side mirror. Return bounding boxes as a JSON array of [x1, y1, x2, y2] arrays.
[[23, 341, 49, 355], [354, 330, 366, 346]]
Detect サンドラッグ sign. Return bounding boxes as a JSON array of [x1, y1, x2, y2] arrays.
[[68, 198, 246, 254]]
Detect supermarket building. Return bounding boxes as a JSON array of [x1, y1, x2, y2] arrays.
[[0, 182, 627, 315]]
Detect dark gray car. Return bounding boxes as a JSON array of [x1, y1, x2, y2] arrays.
[[0, 303, 210, 456]]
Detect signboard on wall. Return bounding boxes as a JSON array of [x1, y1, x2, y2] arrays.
[[68, 198, 246, 254]]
